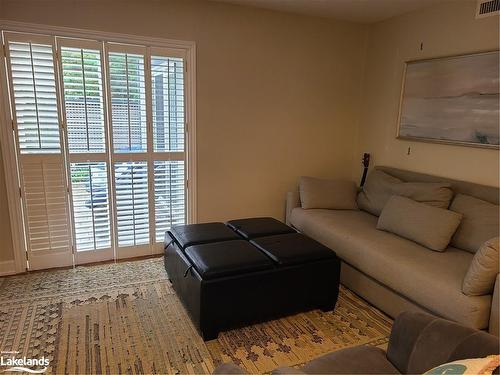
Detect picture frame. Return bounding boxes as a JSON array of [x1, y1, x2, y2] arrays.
[[397, 50, 500, 149]]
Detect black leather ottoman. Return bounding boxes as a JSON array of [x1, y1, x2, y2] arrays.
[[164, 217, 340, 340]]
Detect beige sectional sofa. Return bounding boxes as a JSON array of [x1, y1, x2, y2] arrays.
[[286, 166, 499, 335]]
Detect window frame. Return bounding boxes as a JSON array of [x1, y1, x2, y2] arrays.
[[0, 21, 197, 274]]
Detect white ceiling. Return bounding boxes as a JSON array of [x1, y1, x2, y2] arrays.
[[213, 0, 447, 23]]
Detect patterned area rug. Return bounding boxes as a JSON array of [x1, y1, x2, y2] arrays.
[[0, 258, 392, 374]]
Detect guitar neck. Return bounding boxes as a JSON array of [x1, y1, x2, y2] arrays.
[[360, 153, 370, 187]]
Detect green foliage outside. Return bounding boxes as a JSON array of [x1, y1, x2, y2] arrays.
[[62, 49, 143, 101], [71, 167, 90, 183]]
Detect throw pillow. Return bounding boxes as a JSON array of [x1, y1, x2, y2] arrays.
[[450, 194, 500, 253], [377, 195, 462, 251], [299, 176, 358, 210], [423, 355, 500, 375], [357, 170, 453, 216], [462, 237, 499, 296], [356, 170, 401, 215]]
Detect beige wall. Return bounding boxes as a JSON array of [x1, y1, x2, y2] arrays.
[[0, 0, 368, 263], [354, 1, 500, 186], [1, 0, 498, 267]]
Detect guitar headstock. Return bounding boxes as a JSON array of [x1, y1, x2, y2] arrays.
[[362, 153, 370, 168]]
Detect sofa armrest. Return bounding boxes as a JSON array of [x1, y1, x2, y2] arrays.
[[489, 274, 499, 336], [285, 191, 300, 225], [386, 311, 438, 373], [387, 311, 500, 374]]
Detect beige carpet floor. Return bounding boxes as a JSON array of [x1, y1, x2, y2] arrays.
[[0, 257, 392, 374]]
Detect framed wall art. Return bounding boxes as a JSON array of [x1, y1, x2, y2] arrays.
[[397, 50, 499, 148]]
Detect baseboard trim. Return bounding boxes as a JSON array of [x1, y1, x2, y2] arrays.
[[0, 259, 16, 276]]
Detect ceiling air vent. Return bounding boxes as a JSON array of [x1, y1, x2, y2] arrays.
[[475, 0, 500, 18]]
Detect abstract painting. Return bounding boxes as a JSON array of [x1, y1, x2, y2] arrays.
[[397, 51, 499, 148]]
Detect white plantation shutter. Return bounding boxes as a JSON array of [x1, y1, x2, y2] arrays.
[[8, 41, 60, 153], [4, 34, 72, 270], [151, 56, 184, 151], [154, 160, 185, 241], [58, 40, 113, 264], [60, 45, 106, 153], [108, 51, 147, 153], [70, 162, 111, 251], [150, 50, 187, 247], [114, 161, 149, 247], [106, 45, 152, 257], [20, 156, 70, 253]]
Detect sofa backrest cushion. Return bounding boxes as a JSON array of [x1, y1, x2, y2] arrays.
[[377, 196, 462, 251], [462, 237, 499, 296], [299, 176, 358, 210], [450, 194, 500, 253], [357, 169, 453, 216], [356, 170, 401, 215], [377, 166, 499, 205]]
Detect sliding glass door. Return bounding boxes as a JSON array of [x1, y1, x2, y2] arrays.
[[2, 31, 188, 269]]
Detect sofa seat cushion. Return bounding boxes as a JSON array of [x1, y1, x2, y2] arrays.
[[185, 240, 273, 280], [298, 345, 400, 374], [290, 208, 492, 329]]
